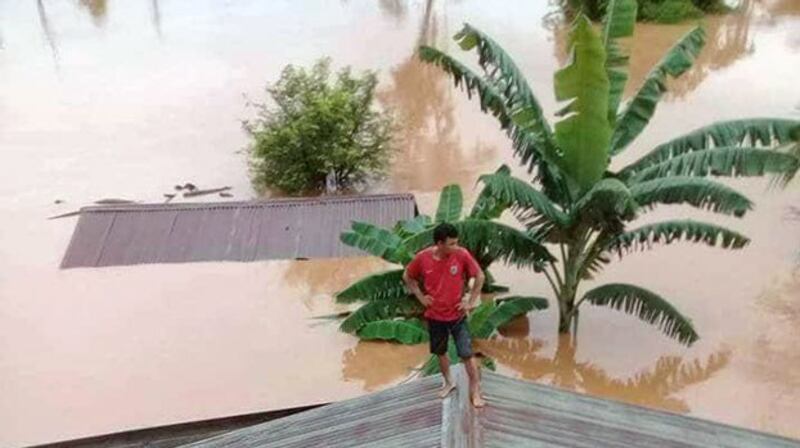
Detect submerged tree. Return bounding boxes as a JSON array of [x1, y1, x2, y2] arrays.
[[245, 58, 394, 196], [419, 0, 800, 344]]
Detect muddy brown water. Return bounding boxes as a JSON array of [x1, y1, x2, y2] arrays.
[[1, 0, 799, 446]]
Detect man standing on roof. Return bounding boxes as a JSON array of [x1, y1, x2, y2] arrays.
[[403, 222, 486, 408]]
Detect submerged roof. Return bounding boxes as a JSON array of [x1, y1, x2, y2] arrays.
[[60, 194, 417, 268], [181, 366, 800, 448]]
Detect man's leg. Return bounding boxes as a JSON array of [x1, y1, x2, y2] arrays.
[[428, 319, 455, 398], [437, 354, 455, 398], [453, 318, 485, 408], [463, 356, 486, 408]]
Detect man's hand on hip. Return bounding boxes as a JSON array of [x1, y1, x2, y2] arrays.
[[457, 299, 477, 312], [418, 294, 434, 307]]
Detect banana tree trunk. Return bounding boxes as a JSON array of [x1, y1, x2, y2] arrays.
[[557, 288, 577, 334], [557, 236, 587, 335]]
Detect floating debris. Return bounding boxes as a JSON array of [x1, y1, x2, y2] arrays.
[[219, 192, 234, 198], [174, 182, 197, 191], [54, 199, 64, 204], [48, 210, 81, 220], [163, 193, 176, 203], [183, 186, 232, 198]]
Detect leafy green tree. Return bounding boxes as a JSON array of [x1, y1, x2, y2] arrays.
[[419, 0, 800, 344], [245, 59, 393, 195]]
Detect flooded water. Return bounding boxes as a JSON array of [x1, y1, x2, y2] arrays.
[[1, 0, 799, 446]]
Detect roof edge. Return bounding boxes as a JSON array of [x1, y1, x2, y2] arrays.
[[78, 193, 416, 214]]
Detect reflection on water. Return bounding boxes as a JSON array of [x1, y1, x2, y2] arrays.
[[761, 0, 800, 19], [377, 0, 408, 22], [282, 257, 388, 311], [752, 268, 800, 390], [342, 341, 429, 391], [482, 334, 731, 414], [550, 0, 760, 99], [35, 0, 60, 71], [151, 0, 162, 38], [638, 0, 756, 100], [79, 0, 108, 27], [377, 0, 496, 192]]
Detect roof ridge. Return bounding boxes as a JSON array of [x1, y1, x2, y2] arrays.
[[79, 193, 415, 214]]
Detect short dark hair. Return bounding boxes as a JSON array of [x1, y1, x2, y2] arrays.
[[433, 223, 458, 244]]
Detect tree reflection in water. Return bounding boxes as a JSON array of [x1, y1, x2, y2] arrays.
[[282, 257, 387, 311], [481, 334, 731, 414], [78, 0, 108, 27], [342, 340, 429, 391], [378, 0, 495, 192], [548, 0, 762, 100]]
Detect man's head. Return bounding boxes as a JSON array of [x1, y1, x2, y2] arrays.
[[433, 223, 459, 255]]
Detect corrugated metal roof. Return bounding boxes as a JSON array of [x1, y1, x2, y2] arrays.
[[181, 366, 800, 448], [60, 194, 417, 269], [183, 374, 443, 448]]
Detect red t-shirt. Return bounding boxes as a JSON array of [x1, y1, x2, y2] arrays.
[[405, 247, 481, 322]]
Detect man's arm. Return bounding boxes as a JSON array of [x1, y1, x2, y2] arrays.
[[459, 248, 485, 311], [403, 268, 432, 307], [460, 270, 485, 310]]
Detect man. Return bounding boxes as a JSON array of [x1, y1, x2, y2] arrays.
[[403, 222, 486, 408]]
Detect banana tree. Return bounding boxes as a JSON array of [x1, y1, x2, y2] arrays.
[[333, 183, 553, 374], [420, 0, 800, 344], [359, 296, 549, 376]]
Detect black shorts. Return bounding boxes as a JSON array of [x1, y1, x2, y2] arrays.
[[428, 317, 473, 358]]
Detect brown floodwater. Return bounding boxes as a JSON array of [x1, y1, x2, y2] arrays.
[[1, 0, 799, 446]]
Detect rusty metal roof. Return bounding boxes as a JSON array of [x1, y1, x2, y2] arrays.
[[60, 194, 417, 269], [180, 366, 800, 448]]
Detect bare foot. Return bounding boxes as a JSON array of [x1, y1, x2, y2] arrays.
[[471, 394, 486, 408], [438, 383, 456, 398]]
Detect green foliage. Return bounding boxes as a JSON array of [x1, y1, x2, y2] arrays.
[[602, 0, 638, 124], [402, 219, 554, 269], [395, 215, 432, 238], [337, 184, 552, 340], [622, 119, 800, 178], [611, 26, 706, 154], [629, 177, 753, 217], [477, 172, 569, 226], [335, 269, 406, 304], [606, 220, 750, 255], [574, 178, 638, 224], [562, 0, 730, 23], [470, 165, 513, 220], [420, 340, 458, 376], [340, 222, 411, 265], [639, 0, 703, 24], [554, 16, 612, 191], [582, 283, 699, 345], [244, 58, 393, 195], [336, 183, 552, 376], [625, 148, 800, 185], [340, 296, 423, 334], [452, 24, 558, 162], [420, 28, 565, 200], [473, 297, 550, 339], [421, 297, 547, 376], [419, 7, 800, 347], [356, 318, 429, 344], [435, 184, 464, 223]]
